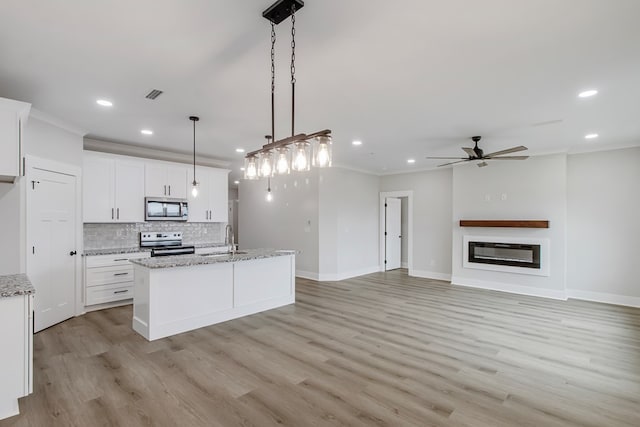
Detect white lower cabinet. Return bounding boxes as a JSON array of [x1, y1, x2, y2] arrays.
[[0, 294, 33, 420], [84, 252, 149, 306]]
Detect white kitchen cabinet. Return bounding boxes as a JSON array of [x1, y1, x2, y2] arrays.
[[145, 162, 187, 199], [84, 252, 149, 306], [187, 166, 229, 223], [83, 152, 145, 223], [0, 293, 33, 420], [0, 97, 31, 183]]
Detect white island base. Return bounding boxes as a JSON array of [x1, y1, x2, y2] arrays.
[[132, 253, 295, 341]]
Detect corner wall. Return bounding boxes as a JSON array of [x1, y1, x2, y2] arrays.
[[567, 146, 640, 305]]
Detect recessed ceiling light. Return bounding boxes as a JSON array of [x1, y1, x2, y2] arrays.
[[352, 140, 362, 146], [96, 99, 113, 107], [585, 133, 599, 140], [236, 148, 245, 153], [407, 159, 416, 164], [578, 90, 598, 98], [141, 129, 153, 135]]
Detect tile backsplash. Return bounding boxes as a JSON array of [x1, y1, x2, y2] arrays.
[[84, 222, 225, 250]]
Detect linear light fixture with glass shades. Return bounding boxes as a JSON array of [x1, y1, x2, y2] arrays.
[[244, 0, 333, 189]]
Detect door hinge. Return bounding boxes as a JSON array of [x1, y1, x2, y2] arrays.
[[384, 203, 387, 207], [384, 231, 387, 236], [32, 246, 35, 254], [31, 180, 39, 190], [384, 260, 387, 264]]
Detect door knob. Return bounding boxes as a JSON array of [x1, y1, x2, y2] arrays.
[[69, 251, 77, 256]]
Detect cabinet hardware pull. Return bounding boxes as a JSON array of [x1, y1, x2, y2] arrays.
[[114, 258, 127, 261], [69, 251, 77, 256], [114, 290, 129, 294], [164, 185, 167, 195], [112, 208, 114, 220], [168, 185, 171, 195], [117, 208, 120, 220], [114, 272, 129, 276]]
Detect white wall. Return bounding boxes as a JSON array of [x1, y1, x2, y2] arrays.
[[567, 147, 640, 305], [400, 197, 408, 266], [451, 154, 567, 299], [0, 116, 83, 276], [318, 168, 380, 280], [239, 171, 320, 276], [380, 168, 453, 280]]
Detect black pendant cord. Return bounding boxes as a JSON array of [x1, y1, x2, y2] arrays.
[[290, 5, 296, 137], [189, 116, 199, 185], [271, 22, 276, 142]]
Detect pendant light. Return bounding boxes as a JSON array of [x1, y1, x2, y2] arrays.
[[243, 0, 333, 184], [189, 116, 200, 197]]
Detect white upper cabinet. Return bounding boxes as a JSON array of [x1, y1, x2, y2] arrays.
[[83, 152, 145, 223], [0, 97, 31, 183], [145, 163, 187, 199], [187, 166, 229, 223]]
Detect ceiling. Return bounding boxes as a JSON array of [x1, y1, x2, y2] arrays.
[[1, 0, 640, 185]]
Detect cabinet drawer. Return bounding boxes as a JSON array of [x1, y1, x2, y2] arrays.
[[85, 252, 149, 268], [86, 265, 134, 287], [86, 283, 134, 306]]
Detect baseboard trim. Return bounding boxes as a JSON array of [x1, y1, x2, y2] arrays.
[[296, 270, 319, 281], [410, 269, 452, 282], [566, 289, 640, 308], [451, 276, 567, 300]]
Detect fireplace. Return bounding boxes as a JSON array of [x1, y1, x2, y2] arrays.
[[468, 241, 540, 269], [463, 235, 550, 276]]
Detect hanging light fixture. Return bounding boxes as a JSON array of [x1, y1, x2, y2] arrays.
[[244, 0, 333, 183], [266, 177, 273, 202], [189, 116, 200, 197]]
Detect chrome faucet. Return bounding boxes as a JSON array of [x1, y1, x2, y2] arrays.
[[225, 224, 235, 254]]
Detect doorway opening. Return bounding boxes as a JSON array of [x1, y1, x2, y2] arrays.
[[379, 191, 413, 273]]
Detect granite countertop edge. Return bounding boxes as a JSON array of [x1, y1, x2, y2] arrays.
[[130, 249, 297, 269], [0, 274, 36, 298], [83, 242, 229, 256]]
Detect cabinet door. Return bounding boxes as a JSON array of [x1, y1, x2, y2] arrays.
[[83, 154, 115, 222], [208, 168, 229, 222], [115, 160, 145, 222], [0, 108, 19, 179], [166, 165, 187, 199], [144, 163, 167, 197], [187, 167, 209, 222]]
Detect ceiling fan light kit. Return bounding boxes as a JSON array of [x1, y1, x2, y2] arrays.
[[244, 0, 333, 190], [427, 136, 529, 168]]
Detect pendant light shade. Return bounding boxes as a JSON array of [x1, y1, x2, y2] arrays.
[[259, 150, 275, 177], [275, 146, 291, 175], [244, 156, 259, 180], [312, 135, 332, 168], [291, 141, 311, 172], [189, 116, 200, 197]]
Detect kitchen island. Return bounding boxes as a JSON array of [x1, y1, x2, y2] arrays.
[[129, 249, 295, 341]]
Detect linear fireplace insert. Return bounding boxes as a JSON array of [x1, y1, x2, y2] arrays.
[[468, 241, 541, 269]]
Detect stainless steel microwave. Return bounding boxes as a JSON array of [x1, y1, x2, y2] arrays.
[[145, 197, 188, 221]]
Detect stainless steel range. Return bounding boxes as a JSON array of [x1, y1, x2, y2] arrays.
[[140, 232, 195, 257]]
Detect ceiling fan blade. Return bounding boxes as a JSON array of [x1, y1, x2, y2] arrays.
[[484, 156, 529, 160], [483, 146, 528, 157], [438, 159, 469, 167], [462, 147, 477, 158], [426, 156, 469, 160]]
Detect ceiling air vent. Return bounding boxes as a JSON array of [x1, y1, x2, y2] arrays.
[[145, 89, 163, 100]]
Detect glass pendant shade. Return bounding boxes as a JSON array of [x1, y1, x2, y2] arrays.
[[259, 150, 275, 177], [312, 136, 332, 168], [244, 156, 259, 180], [191, 180, 199, 197], [275, 147, 291, 175], [266, 188, 273, 202], [291, 141, 311, 172]]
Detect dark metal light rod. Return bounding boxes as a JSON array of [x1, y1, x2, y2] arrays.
[[245, 129, 332, 158]]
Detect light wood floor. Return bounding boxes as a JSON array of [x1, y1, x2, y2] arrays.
[[2, 270, 640, 426]]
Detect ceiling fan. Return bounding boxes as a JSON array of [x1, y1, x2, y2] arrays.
[[427, 136, 529, 167]]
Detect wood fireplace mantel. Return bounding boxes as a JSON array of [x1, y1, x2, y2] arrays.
[[459, 220, 549, 228]]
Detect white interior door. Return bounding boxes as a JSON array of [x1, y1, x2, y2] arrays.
[[385, 197, 402, 271], [28, 167, 77, 332]]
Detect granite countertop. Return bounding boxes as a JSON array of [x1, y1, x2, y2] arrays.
[[130, 248, 296, 269], [84, 242, 229, 256], [0, 274, 36, 298]]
